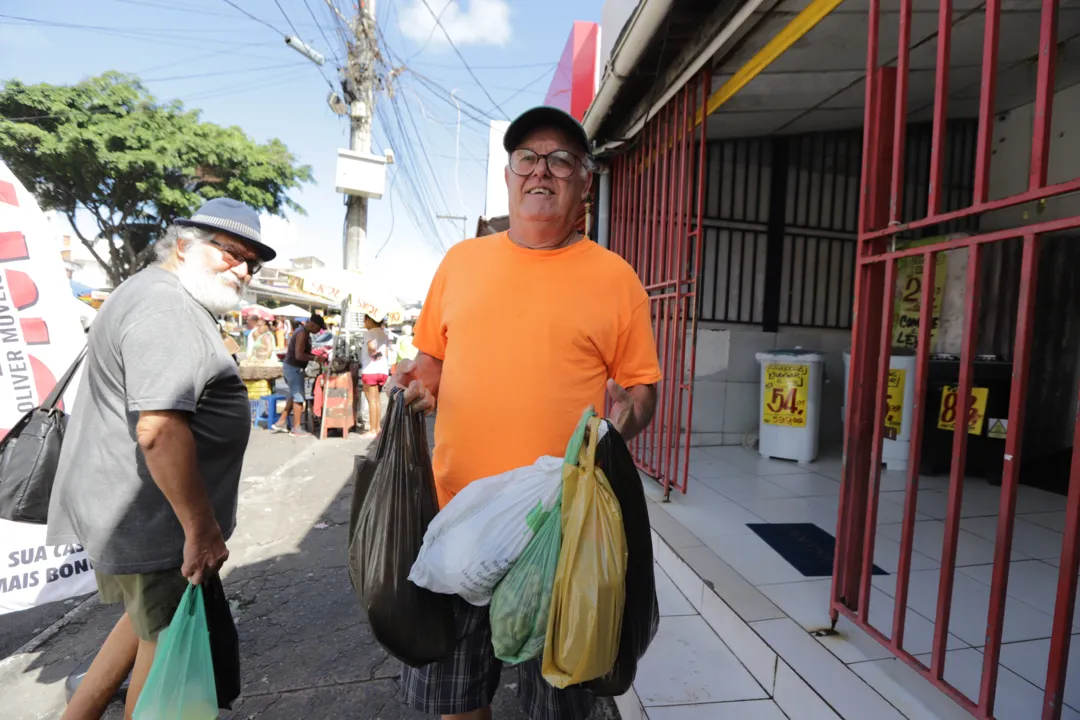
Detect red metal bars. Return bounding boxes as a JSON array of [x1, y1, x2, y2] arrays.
[[972, 0, 1001, 203], [930, 243, 982, 679], [891, 250, 938, 648], [927, 0, 952, 215], [676, 69, 710, 497], [977, 234, 1040, 715], [1029, 0, 1058, 191], [858, 256, 897, 621], [1044, 383, 1080, 718], [888, 0, 913, 225], [606, 71, 709, 497]]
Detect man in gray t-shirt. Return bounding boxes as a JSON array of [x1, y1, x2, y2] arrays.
[[48, 198, 276, 719]]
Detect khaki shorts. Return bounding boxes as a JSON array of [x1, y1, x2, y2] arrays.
[[95, 569, 190, 642]]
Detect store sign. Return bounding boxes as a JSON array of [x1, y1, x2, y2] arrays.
[[762, 363, 808, 427], [0, 162, 95, 614], [937, 385, 989, 435], [884, 369, 906, 440]]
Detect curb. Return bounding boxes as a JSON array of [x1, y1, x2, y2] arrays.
[[0, 594, 99, 676]]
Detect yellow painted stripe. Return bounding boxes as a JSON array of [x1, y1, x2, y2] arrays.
[[695, 0, 847, 126]]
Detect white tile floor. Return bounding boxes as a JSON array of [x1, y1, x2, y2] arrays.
[[626, 563, 785, 718], [636, 444, 1079, 719]]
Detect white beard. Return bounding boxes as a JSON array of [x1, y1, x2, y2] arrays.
[[176, 258, 245, 315]]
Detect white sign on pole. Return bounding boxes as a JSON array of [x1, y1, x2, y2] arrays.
[[0, 161, 96, 614]]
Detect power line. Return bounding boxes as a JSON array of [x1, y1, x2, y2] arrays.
[[409, 60, 559, 71], [218, 0, 287, 35], [481, 65, 555, 116], [141, 62, 301, 83], [271, 0, 336, 90], [415, 0, 509, 120], [301, 0, 344, 66], [111, 0, 240, 19]]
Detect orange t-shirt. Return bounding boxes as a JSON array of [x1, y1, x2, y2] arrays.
[[414, 232, 663, 508]]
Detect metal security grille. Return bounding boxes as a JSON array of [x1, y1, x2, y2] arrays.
[[834, 0, 1080, 717], [698, 121, 978, 330]]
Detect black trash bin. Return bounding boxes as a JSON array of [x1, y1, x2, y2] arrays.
[[919, 355, 1012, 485]]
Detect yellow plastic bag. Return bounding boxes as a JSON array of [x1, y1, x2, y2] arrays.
[[542, 413, 628, 688]]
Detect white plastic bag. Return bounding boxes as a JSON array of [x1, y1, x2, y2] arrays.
[[408, 456, 563, 606]]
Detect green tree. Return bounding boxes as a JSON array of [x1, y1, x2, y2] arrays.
[[0, 72, 314, 286]]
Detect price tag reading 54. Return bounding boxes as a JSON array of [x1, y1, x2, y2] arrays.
[[762, 363, 809, 428]]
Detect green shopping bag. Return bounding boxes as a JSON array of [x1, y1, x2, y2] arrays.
[[133, 584, 217, 720], [489, 409, 594, 664], [490, 496, 562, 663]]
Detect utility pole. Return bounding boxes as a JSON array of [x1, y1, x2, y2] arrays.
[[343, 0, 377, 271], [437, 213, 467, 240]]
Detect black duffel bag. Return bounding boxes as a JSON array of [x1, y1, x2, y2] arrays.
[[0, 346, 85, 523]]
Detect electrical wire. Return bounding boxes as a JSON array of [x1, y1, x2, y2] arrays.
[[406, 0, 451, 62], [479, 64, 555, 116], [219, 0, 287, 35], [141, 62, 301, 83], [301, 0, 344, 66], [0, 15, 282, 58], [272, 0, 337, 90], [415, 0, 509, 120], [110, 0, 240, 19], [409, 60, 560, 71]]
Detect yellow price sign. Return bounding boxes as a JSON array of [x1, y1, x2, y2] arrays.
[[883, 369, 906, 440], [937, 385, 989, 435], [893, 242, 947, 350], [762, 363, 808, 428]]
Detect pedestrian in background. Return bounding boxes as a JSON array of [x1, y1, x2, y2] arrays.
[[393, 106, 661, 720], [48, 198, 275, 720], [360, 313, 391, 436], [273, 314, 325, 437]]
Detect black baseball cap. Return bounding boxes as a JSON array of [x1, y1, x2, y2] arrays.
[[503, 106, 590, 157]]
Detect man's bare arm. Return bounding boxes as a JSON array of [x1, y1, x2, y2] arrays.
[[607, 381, 658, 441], [135, 410, 228, 583]]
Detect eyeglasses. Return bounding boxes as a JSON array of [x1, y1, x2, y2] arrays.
[[207, 239, 262, 275], [508, 148, 584, 179]]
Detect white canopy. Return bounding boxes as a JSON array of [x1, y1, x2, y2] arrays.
[[273, 304, 312, 318]]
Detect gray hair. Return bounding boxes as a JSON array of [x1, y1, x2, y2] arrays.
[[154, 224, 216, 264]]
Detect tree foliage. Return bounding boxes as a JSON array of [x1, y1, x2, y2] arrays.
[[0, 72, 314, 285]]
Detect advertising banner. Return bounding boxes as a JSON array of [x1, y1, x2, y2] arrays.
[[0, 162, 95, 614]]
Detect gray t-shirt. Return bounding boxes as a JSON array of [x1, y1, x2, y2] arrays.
[[47, 267, 251, 575]]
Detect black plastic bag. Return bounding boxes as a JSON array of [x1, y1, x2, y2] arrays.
[[348, 390, 455, 667], [203, 574, 241, 709], [579, 422, 659, 696]]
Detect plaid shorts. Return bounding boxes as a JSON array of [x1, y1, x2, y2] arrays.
[[400, 596, 596, 720]]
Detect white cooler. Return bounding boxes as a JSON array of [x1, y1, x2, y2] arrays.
[[842, 350, 917, 471], [755, 350, 825, 463]]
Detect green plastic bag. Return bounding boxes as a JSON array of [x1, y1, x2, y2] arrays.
[[133, 584, 217, 720], [489, 409, 594, 664], [490, 496, 562, 663]]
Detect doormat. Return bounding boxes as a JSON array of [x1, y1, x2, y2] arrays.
[[747, 523, 888, 578]]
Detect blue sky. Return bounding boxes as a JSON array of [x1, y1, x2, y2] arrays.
[[0, 0, 600, 300]]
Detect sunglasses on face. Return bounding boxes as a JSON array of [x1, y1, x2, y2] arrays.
[[508, 148, 584, 179], [207, 239, 262, 275]]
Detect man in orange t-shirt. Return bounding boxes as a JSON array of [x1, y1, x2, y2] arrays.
[[395, 106, 661, 720]]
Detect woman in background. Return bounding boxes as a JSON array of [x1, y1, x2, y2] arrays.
[[360, 314, 390, 436]]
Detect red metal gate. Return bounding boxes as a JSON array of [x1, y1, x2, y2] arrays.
[[608, 72, 710, 497], [832, 0, 1080, 717]]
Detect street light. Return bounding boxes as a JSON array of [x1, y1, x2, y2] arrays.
[[436, 213, 468, 241]]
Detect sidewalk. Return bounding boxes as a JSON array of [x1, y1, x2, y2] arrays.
[[0, 429, 618, 719], [620, 444, 1072, 720]]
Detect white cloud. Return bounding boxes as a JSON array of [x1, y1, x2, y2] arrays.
[[399, 0, 512, 49]]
